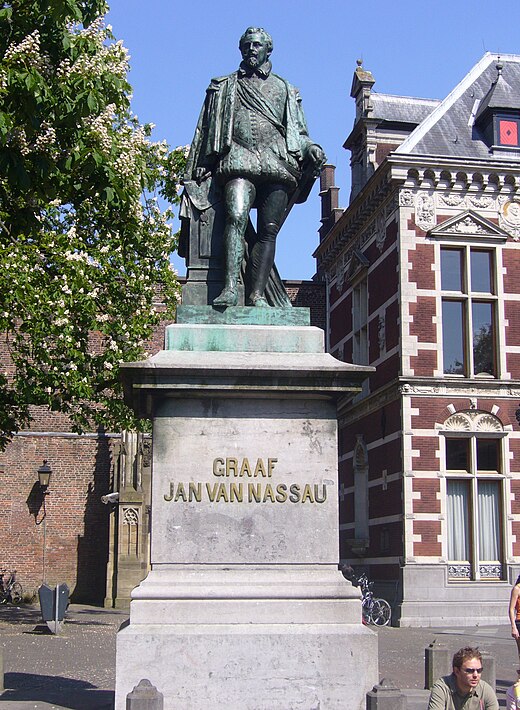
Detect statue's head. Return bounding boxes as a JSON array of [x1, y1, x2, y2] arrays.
[[239, 27, 273, 69]]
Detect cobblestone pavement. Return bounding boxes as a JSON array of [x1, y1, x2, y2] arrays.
[[0, 603, 518, 708]]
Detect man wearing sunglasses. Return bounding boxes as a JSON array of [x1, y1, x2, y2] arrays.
[[428, 647, 499, 710]]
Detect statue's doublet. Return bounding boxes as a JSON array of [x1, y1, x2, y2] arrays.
[[217, 72, 298, 187], [185, 63, 314, 192]]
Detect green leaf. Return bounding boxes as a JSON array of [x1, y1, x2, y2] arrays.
[[87, 92, 98, 112]]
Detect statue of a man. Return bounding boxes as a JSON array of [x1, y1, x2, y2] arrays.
[[181, 27, 325, 307]]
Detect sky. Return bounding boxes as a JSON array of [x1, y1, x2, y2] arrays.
[[106, 0, 520, 280]]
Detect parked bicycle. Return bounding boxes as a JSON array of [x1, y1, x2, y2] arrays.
[[0, 569, 23, 605], [341, 567, 391, 626]]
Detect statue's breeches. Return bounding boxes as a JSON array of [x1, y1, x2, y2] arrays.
[[217, 142, 298, 188]]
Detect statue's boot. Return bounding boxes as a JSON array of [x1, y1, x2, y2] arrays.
[[213, 243, 241, 307], [213, 281, 238, 307], [248, 235, 275, 308], [247, 291, 269, 307]]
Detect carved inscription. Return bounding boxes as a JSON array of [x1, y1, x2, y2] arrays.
[[164, 456, 327, 505]]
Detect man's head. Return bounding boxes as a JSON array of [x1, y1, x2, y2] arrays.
[[452, 647, 483, 694], [239, 27, 272, 70]]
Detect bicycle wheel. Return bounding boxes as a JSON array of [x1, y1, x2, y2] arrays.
[[370, 598, 391, 626], [361, 597, 372, 624], [9, 582, 23, 604]]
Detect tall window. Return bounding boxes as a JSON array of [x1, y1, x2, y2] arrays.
[[441, 247, 497, 377], [445, 434, 503, 581]]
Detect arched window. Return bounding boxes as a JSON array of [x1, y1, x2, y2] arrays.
[[441, 410, 505, 581]]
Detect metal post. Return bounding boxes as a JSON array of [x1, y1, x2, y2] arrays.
[[42, 508, 47, 584]]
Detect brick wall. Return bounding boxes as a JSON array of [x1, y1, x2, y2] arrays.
[[284, 279, 326, 330], [0, 434, 113, 602]]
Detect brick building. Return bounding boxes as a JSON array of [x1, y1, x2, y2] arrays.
[[315, 53, 520, 625], [0, 281, 324, 606]]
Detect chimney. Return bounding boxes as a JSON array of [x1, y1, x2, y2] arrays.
[[319, 164, 342, 241]]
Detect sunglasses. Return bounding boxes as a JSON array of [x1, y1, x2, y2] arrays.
[[462, 668, 483, 675]]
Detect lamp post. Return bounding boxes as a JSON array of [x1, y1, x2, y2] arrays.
[[37, 461, 52, 583]]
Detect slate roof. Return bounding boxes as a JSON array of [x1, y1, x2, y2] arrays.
[[396, 53, 520, 159], [370, 93, 440, 126]]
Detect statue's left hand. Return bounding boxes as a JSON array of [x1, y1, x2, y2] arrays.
[[307, 144, 326, 169]]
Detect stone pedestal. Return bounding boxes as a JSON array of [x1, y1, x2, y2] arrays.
[[115, 316, 378, 709]]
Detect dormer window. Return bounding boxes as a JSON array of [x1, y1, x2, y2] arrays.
[[497, 114, 519, 146], [474, 61, 520, 154]]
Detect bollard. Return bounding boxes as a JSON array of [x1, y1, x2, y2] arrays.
[[481, 651, 496, 692], [0, 646, 4, 693], [126, 679, 164, 710], [424, 640, 450, 689], [366, 678, 406, 710]]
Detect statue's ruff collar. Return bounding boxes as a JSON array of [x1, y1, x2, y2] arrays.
[[238, 60, 272, 78]]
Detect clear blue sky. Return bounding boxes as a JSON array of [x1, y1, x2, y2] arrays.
[[106, 0, 520, 280]]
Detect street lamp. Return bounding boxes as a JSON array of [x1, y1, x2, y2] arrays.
[[37, 460, 52, 583], [38, 460, 52, 491]]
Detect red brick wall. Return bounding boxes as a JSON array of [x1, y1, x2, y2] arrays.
[[408, 243, 435, 289], [370, 248, 398, 312], [0, 434, 113, 602], [412, 478, 440, 514], [330, 293, 351, 349], [371, 352, 400, 391], [410, 349, 437, 377], [376, 142, 400, 166], [410, 297, 436, 342], [370, 479, 401, 518], [504, 249, 520, 295], [285, 280, 326, 330], [411, 435, 440, 471], [385, 299, 400, 351], [413, 520, 441, 556], [505, 301, 520, 365]]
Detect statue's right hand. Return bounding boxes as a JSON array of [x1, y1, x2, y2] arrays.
[[194, 167, 210, 182]]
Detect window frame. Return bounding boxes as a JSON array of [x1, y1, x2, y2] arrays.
[[440, 245, 498, 378], [443, 430, 506, 581]]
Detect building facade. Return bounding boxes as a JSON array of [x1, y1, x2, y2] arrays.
[[316, 53, 520, 626]]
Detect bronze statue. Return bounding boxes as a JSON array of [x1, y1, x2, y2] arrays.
[[179, 27, 325, 308]]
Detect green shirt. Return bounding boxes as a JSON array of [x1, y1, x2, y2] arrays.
[[428, 674, 499, 710]]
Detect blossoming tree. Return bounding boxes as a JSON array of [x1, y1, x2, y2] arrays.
[[0, 0, 185, 448]]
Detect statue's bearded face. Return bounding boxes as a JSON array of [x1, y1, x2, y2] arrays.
[[240, 33, 270, 69]]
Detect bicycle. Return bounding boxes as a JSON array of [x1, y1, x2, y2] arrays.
[[0, 569, 23, 605], [342, 567, 391, 626]]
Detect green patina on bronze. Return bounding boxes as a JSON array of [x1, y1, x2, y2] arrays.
[[178, 27, 325, 319], [175, 305, 310, 328]]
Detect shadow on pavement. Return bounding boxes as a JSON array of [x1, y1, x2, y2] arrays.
[[0, 605, 42, 625], [0, 672, 114, 709]]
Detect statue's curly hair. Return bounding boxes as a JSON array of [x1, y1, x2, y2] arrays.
[[239, 27, 273, 54]]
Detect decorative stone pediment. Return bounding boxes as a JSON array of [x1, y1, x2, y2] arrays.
[[347, 249, 370, 283], [442, 409, 503, 432], [428, 210, 509, 242]]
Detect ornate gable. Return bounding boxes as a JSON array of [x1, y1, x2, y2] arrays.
[[347, 249, 370, 284], [428, 210, 509, 242]]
